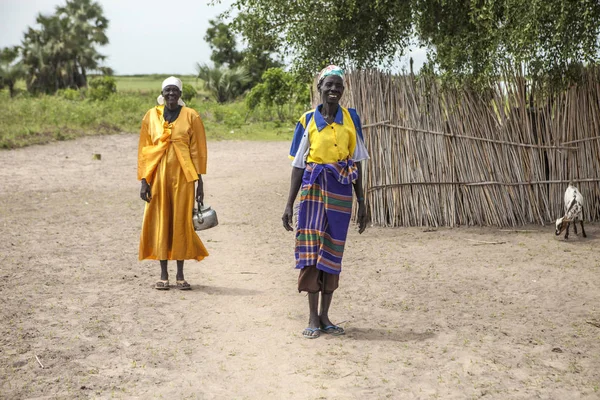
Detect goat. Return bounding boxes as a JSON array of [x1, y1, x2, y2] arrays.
[[555, 184, 586, 240]]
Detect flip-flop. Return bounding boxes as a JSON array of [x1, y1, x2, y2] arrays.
[[175, 280, 191, 290], [302, 327, 321, 339], [155, 280, 170, 290], [321, 325, 345, 336]]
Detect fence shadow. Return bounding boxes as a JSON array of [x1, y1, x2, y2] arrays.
[[344, 327, 436, 342], [191, 285, 263, 296]]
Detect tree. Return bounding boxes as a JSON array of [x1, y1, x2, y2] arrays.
[[205, 14, 283, 88], [227, 1, 412, 78], [204, 19, 243, 67], [20, 0, 109, 94], [414, 0, 600, 86], [246, 68, 310, 121], [0, 47, 25, 97], [195, 63, 251, 103], [233, 12, 283, 86], [226, 0, 600, 86]]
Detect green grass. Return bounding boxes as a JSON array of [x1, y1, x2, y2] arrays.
[[113, 75, 201, 94], [0, 88, 299, 149]]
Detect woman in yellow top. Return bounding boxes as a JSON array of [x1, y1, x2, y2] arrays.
[[137, 76, 209, 290], [282, 65, 369, 339]]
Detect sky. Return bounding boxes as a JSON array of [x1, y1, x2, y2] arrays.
[[1, 0, 427, 75], [0, 0, 234, 75]]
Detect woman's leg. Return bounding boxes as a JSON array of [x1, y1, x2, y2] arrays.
[[175, 260, 191, 290], [155, 260, 170, 290], [319, 273, 344, 335], [319, 292, 333, 326], [305, 292, 320, 338], [160, 260, 168, 280], [176, 260, 184, 281], [298, 266, 321, 337]]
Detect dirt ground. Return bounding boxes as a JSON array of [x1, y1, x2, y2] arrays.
[[1, 134, 599, 400]]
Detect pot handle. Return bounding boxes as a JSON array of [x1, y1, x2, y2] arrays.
[[196, 200, 204, 223]]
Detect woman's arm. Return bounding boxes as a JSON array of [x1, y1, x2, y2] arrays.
[[196, 174, 204, 205], [138, 113, 152, 202], [353, 161, 367, 234], [282, 167, 304, 231]]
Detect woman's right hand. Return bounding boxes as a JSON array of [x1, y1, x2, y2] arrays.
[[282, 204, 294, 231], [140, 179, 152, 202]]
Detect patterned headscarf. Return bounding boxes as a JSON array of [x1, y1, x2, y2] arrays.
[[317, 65, 345, 87], [157, 76, 186, 106]]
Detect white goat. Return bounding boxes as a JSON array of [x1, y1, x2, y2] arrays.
[[555, 184, 586, 240]]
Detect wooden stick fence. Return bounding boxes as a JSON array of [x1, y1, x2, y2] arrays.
[[337, 69, 600, 227]]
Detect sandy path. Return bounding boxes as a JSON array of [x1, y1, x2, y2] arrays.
[[1, 134, 599, 399]]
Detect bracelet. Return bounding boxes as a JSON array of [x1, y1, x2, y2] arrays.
[[357, 197, 364, 202]]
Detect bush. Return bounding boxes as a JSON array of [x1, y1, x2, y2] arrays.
[[57, 88, 83, 101], [245, 68, 311, 121], [88, 76, 117, 101], [181, 83, 197, 103]]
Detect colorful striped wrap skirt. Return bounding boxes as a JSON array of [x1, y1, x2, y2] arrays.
[[295, 160, 358, 275]]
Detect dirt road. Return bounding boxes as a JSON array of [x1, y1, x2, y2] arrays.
[[1, 134, 599, 399]]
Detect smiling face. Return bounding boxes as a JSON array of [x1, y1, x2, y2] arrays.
[[162, 85, 181, 109], [319, 75, 344, 105]]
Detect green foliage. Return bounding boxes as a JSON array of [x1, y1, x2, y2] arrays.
[[87, 76, 116, 100], [229, 1, 412, 78], [205, 15, 282, 88], [112, 75, 200, 94], [204, 19, 243, 67], [0, 47, 24, 97], [195, 63, 251, 103], [246, 68, 310, 121], [181, 83, 197, 103], [57, 88, 83, 101], [233, 13, 283, 86], [0, 87, 299, 148], [229, 0, 600, 87], [20, 0, 110, 94]]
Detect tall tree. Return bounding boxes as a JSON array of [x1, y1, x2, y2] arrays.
[[204, 19, 243, 67], [56, 0, 108, 87], [20, 0, 109, 93], [205, 14, 282, 87], [226, 1, 412, 77], [225, 0, 600, 86], [0, 47, 25, 97], [233, 12, 283, 86]]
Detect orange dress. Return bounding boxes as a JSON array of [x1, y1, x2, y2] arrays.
[[137, 105, 209, 261]]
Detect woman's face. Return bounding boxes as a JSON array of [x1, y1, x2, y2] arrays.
[[319, 75, 344, 105], [162, 85, 181, 108]]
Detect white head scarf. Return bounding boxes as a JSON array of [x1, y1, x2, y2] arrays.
[[157, 76, 186, 106]]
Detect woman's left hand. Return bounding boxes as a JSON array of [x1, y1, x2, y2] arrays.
[[196, 186, 204, 205], [357, 202, 367, 234], [196, 176, 204, 205]]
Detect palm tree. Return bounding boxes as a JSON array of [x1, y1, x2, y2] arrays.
[[56, 0, 108, 87], [195, 63, 251, 103], [0, 47, 25, 97], [20, 0, 109, 93]]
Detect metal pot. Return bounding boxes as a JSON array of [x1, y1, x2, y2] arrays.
[[193, 202, 219, 231]]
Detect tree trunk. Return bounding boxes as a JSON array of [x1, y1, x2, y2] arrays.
[[81, 66, 88, 88], [8, 81, 15, 98]]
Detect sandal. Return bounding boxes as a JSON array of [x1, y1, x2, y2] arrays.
[[320, 325, 345, 336], [155, 280, 170, 290], [175, 280, 191, 290], [302, 327, 321, 339]]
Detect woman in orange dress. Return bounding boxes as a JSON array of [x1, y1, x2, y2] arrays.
[[137, 76, 209, 290]]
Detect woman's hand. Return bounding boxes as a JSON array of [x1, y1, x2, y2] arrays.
[[196, 176, 204, 205], [140, 179, 151, 202], [282, 204, 294, 231], [357, 202, 367, 234]]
